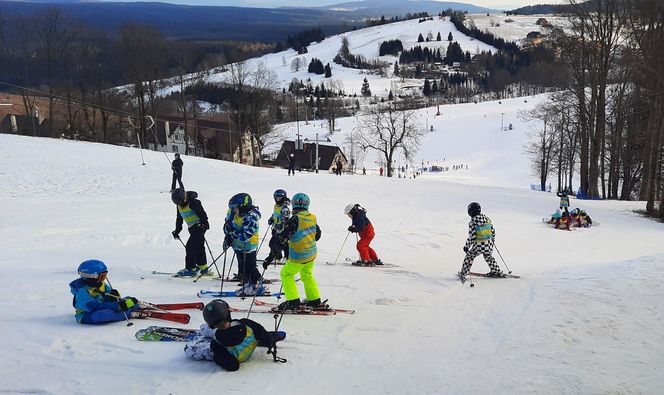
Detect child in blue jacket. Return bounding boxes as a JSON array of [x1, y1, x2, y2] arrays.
[[69, 259, 139, 324]]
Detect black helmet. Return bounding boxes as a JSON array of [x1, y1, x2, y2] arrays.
[[203, 299, 231, 327], [174, 153, 180, 158], [273, 189, 287, 202], [229, 193, 252, 209], [467, 202, 481, 217], [171, 188, 186, 205]]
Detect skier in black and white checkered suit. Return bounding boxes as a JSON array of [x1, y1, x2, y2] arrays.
[[458, 202, 504, 281]]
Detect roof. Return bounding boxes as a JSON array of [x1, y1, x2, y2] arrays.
[[275, 140, 348, 170]]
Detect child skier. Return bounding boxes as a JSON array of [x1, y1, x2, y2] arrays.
[[556, 211, 571, 230], [557, 191, 570, 214], [344, 203, 382, 266], [269, 193, 324, 312], [458, 202, 505, 282], [171, 188, 210, 277], [184, 299, 286, 371], [548, 209, 562, 224], [69, 259, 140, 324], [263, 189, 291, 266], [224, 193, 262, 296]]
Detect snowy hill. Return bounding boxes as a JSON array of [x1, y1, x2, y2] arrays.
[[162, 16, 497, 98], [2, 95, 664, 392]]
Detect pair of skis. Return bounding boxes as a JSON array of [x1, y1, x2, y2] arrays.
[[131, 301, 204, 324], [135, 325, 288, 343], [197, 289, 283, 298], [231, 299, 355, 316], [325, 257, 398, 268]]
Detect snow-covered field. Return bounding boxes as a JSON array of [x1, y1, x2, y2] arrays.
[[159, 16, 497, 98], [464, 13, 568, 45], [2, 96, 664, 393]]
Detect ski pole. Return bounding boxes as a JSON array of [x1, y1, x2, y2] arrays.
[[105, 277, 133, 327], [246, 266, 268, 319], [220, 248, 228, 294], [176, 237, 186, 249], [494, 245, 512, 274], [194, 240, 226, 283], [332, 231, 351, 265], [256, 225, 272, 255], [225, 252, 237, 285]]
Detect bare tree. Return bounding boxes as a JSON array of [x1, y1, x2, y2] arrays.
[[225, 61, 251, 163], [290, 57, 303, 72], [356, 102, 424, 177], [245, 62, 278, 166]]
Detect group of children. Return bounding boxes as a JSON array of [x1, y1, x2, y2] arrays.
[[546, 192, 594, 230]]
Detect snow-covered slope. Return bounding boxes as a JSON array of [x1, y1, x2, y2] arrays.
[[465, 13, 568, 45], [162, 16, 497, 98], [2, 98, 664, 392]]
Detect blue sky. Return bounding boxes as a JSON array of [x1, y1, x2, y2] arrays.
[[95, 0, 563, 9]]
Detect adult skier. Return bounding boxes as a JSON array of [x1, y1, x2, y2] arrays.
[[458, 202, 505, 282], [224, 193, 262, 296], [171, 153, 184, 191], [69, 260, 140, 324], [269, 193, 323, 312], [287, 153, 295, 176], [171, 188, 210, 277], [345, 203, 382, 266], [184, 300, 286, 371], [263, 189, 291, 266]]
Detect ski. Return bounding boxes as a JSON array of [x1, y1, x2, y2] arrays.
[[197, 289, 283, 298], [227, 306, 336, 315], [135, 326, 199, 342], [214, 277, 280, 284], [467, 272, 521, 279], [326, 258, 398, 268], [253, 299, 355, 314], [140, 301, 204, 311], [132, 309, 191, 324]]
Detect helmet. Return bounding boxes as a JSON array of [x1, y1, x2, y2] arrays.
[[467, 202, 481, 217], [171, 188, 186, 205], [273, 189, 287, 202], [229, 193, 252, 209], [344, 203, 356, 215], [174, 153, 180, 158], [203, 299, 231, 327], [78, 259, 108, 279], [292, 193, 310, 210]]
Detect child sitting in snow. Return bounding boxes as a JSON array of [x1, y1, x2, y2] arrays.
[[184, 300, 286, 371], [69, 260, 139, 324]]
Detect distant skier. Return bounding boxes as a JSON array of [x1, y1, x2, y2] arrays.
[[171, 188, 210, 277], [557, 191, 570, 214], [184, 300, 286, 371], [263, 189, 291, 266], [287, 153, 295, 176], [345, 203, 382, 266], [270, 193, 324, 312], [458, 202, 504, 282], [69, 259, 140, 324], [570, 208, 592, 228], [379, 166, 384, 176], [224, 193, 262, 296], [171, 153, 184, 192], [336, 160, 343, 175]]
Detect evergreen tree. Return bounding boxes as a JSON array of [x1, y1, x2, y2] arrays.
[[393, 61, 400, 76], [448, 32, 453, 41], [388, 89, 394, 100], [418, 33, 425, 43], [324, 63, 332, 78], [437, 32, 442, 41], [423, 79, 431, 96], [415, 64, 423, 78], [432, 80, 438, 93], [361, 78, 371, 97]]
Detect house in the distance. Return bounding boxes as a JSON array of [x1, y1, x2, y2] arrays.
[[275, 140, 348, 173]]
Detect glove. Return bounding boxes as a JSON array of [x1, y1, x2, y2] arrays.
[[118, 297, 138, 311], [172, 230, 180, 239], [463, 246, 469, 253], [263, 260, 271, 270], [268, 217, 274, 226], [198, 222, 209, 231], [347, 226, 355, 232], [110, 289, 121, 298], [223, 235, 233, 250]]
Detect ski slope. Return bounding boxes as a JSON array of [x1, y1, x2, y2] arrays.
[[2, 98, 664, 393], [158, 16, 497, 98]]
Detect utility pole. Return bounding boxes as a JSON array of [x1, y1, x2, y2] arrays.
[[295, 97, 301, 171], [315, 132, 320, 173], [501, 112, 505, 131]]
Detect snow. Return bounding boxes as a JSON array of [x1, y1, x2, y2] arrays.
[[2, 96, 664, 393], [157, 16, 497, 98], [464, 13, 569, 46]]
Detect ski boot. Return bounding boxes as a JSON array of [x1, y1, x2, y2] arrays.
[[486, 271, 507, 278], [175, 267, 199, 277], [372, 259, 384, 266], [272, 299, 301, 312], [302, 298, 331, 311]]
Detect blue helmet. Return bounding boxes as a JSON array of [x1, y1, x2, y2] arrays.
[[273, 189, 287, 202], [292, 193, 310, 210], [78, 259, 108, 279], [171, 188, 186, 205], [229, 193, 252, 209]]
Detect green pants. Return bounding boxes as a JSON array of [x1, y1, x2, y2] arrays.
[[280, 260, 320, 302]]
